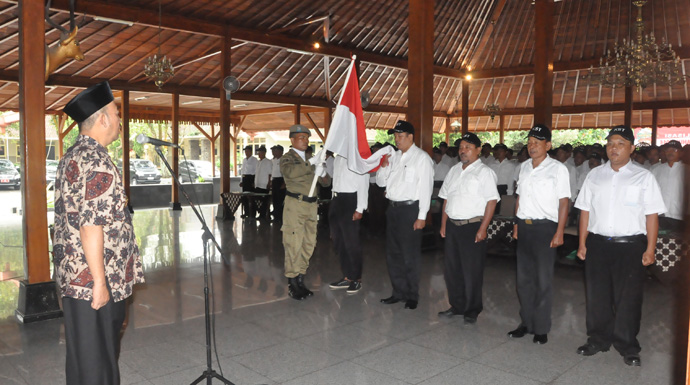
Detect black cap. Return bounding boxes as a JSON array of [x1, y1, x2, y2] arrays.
[[460, 132, 482, 148], [527, 124, 551, 141], [589, 153, 602, 161], [271, 144, 283, 151], [606, 125, 635, 144], [592, 143, 603, 149], [432, 147, 441, 154], [439, 141, 448, 148], [482, 142, 492, 148], [243, 145, 253, 151], [257, 145, 267, 152], [372, 142, 384, 149], [63, 81, 114, 123], [493, 143, 508, 151], [666, 140, 683, 150], [388, 120, 415, 135], [573, 147, 586, 155]]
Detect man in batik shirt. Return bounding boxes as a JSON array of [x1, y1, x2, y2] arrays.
[[55, 81, 144, 385]]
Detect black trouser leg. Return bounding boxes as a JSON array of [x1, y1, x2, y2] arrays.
[[585, 236, 646, 355], [272, 178, 285, 220], [242, 175, 255, 217], [255, 187, 269, 218], [516, 220, 557, 334], [386, 203, 422, 301], [329, 193, 363, 280], [496, 185, 508, 213], [63, 296, 127, 385], [444, 222, 486, 318]]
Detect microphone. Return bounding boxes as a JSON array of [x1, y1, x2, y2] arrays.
[[136, 133, 180, 148]]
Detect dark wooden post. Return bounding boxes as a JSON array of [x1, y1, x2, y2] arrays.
[[16, 0, 61, 323], [408, 0, 435, 154], [652, 109, 658, 145], [624, 86, 633, 128], [121, 90, 132, 212], [294, 104, 301, 125], [462, 78, 469, 135], [324, 108, 332, 136], [534, 0, 554, 128], [499, 114, 505, 143], [171, 93, 181, 210], [445, 118, 451, 143], [218, 31, 232, 218]]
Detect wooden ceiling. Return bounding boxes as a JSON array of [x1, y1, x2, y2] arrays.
[[1, 0, 690, 132]]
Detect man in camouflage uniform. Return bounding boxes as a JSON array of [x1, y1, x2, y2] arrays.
[[280, 124, 327, 300]]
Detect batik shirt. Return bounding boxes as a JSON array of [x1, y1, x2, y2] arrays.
[[53, 135, 144, 302]]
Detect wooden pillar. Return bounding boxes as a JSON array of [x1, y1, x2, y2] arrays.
[[121, 90, 132, 212], [462, 79, 469, 135], [324, 108, 332, 136], [624, 86, 633, 128], [408, 0, 435, 154], [210, 123, 216, 178], [444, 117, 451, 143], [219, 31, 232, 206], [534, 0, 554, 128], [171, 93, 181, 210], [652, 109, 658, 145], [16, 0, 61, 323], [294, 104, 301, 125], [231, 117, 241, 178], [499, 114, 505, 143]]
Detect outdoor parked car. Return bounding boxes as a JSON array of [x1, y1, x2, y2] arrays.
[[129, 159, 162, 184], [46, 160, 59, 185], [178, 160, 218, 183], [0, 160, 20, 190]]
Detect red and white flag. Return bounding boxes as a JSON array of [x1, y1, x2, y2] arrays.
[[322, 57, 392, 174]]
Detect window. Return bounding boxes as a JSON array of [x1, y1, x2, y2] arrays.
[[0, 144, 5, 156]]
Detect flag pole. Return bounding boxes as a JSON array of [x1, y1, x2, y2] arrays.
[[307, 55, 357, 197]]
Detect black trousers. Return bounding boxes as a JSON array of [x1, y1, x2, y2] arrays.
[[272, 177, 285, 220], [496, 185, 508, 213], [255, 187, 270, 218], [386, 202, 423, 301], [659, 217, 684, 233], [444, 221, 486, 319], [242, 175, 255, 217], [516, 219, 558, 335], [63, 296, 127, 385], [585, 235, 647, 356], [329, 193, 363, 280]]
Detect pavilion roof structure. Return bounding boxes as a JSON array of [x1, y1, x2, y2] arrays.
[[0, 0, 689, 133]]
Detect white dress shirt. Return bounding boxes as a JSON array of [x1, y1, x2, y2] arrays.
[[575, 162, 590, 192], [516, 156, 571, 222], [376, 143, 434, 220], [441, 154, 457, 168], [433, 161, 451, 181], [439, 160, 500, 220], [240, 156, 258, 176], [332, 155, 369, 213], [271, 157, 282, 178], [652, 161, 684, 220], [254, 158, 272, 189], [480, 155, 497, 166], [575, 161, 666, 236], [563, 161, 579, 200], [490, 158, 518, 195], [326, 156, 335, 177]]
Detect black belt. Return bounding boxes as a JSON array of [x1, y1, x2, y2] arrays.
[[589, 233, 647, 243], [518, 218, 554, 225], [449, 216, 483, 226], [286, 191, 317, 203], [333, 191, 356, 197], [389, 200, 417, 207]]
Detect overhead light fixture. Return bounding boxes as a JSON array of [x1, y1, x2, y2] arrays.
[[286, 48, 314, 56], [450, 120, 462, 131], [93, 16, 134, 26], [465, 74, 472, 81], [585, 0, 685, 89], [313, 42, 320, 49], [182, 100, 203, 105], [144, 0, 174, 89], [134, 96, 149, 101]]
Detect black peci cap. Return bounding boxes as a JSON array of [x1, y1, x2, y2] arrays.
[[388, 120, 415, 135], [257, 145, 267, 152], [665, 140, 683, 150], [271, 144, 283, 151], [527, 124, 552, 141], [493, 143, 508, 151], [606, 125, 635, 144], [63, 81, 114, 123], [460, 132, 482, 148], [243, 145, 253, 151]]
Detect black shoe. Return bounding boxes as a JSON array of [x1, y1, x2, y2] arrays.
[[508, 326, 528, 338], [329, 278, 350, 290], [404, 300, 418, 309], [624, 355, 641, 366], [296, 274, 313, 297], [533, 334, 548, 344], [380, 296, 401, 305], [288, 278, 306, 300], [463, 316, 477, 325], [577, 343, 609, 356], [346, 281, 362, 294], [438, 308, 462, 318]]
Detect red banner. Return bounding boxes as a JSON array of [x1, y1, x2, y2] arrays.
[[634, 127, 690, 145]]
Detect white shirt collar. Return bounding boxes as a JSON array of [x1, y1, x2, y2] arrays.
[[293, 148, 306, 161]]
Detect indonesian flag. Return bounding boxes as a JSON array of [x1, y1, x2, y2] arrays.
[[322, 57, 393, 174]]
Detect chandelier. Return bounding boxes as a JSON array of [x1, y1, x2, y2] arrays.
[[144, 0, 174, 89], [586, 0, 685, 89], [450, 119, 462, 132], [483, 22, 501, 122]]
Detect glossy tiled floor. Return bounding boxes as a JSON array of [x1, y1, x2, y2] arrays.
[[0, 205, 677, 384]]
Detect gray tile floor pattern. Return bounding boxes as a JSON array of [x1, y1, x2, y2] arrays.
[[0, 206, 676, 384]]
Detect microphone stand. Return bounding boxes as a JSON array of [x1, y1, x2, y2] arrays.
[[153, 146, 234, 385]]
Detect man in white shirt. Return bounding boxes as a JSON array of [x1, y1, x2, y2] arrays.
[[439, 141, 457, 169], [254, 145, 272, 219], [508, 124, 571, 345], [575, 125, 666, 367], [270, 145, 285, 221], [240, 145, 258, 218], [490, 143, 517, 196], [652, 140, 685, 232], [556, 146, 579, 201], [438, 133, 499, 324], [328, 155, 369, 294], [645, 145, 662, 172], [432, 148, 451, 185], [376, 120, 434, 310], [480, 143, 496, 165]]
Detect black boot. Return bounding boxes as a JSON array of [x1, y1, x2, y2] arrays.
[[296, 274, 313, 297], [288, 277, 306, 300]]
